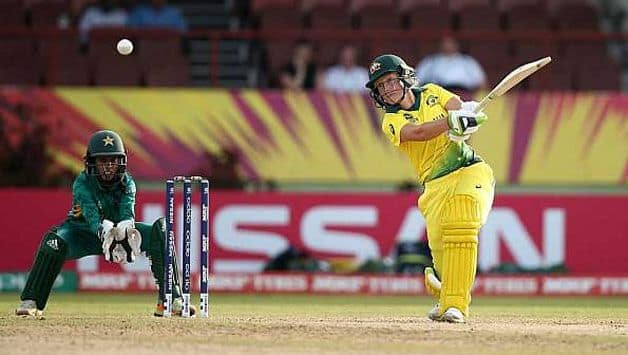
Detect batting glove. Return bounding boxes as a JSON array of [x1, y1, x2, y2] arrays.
[[447, 109, 488, 136]]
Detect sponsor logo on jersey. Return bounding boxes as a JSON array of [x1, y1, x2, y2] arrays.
[[388, 124, 395, 136], [71, 204, 82, 217], [403, 113, 417, 123]]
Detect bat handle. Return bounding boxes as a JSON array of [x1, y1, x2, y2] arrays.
[[474, 97, 490, 113]]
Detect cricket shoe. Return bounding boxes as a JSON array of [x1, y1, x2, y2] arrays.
[[154, 298, 197, 317], [427, 304, 441, 322], [441, 307, 465, 323], [15, 299, 43, 318]]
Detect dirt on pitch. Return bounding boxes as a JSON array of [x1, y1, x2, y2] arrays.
[[1, 294, 626, 355]]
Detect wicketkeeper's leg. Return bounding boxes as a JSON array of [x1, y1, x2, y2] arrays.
[[137, 218, 182, 303], [20, 231, 68, 311]]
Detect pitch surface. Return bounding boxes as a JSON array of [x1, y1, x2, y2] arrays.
[[1, 293, 626, 354]]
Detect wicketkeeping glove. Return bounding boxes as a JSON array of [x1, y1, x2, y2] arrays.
[[101, 219, 142, 264]]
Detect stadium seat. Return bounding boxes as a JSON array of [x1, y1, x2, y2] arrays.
[[0, 36, 40, 85], [352, 0, 402, 29], [576, 61, 621, 91], [88, 29, 141, 86], [143, 58, 189, 86], [29, 0, 70, 27], [306, 0, 352, 29], [465, 42, 512, 68], [263, 41, 296, 73], [402, 0, 452, 32], [318, 42, 363, 67], [526, 59, 574, 91], [39, 36, 90, 85], [561, 41, 609, 68], [138, 31, 189, 86], [553, 1, 599, 31], [367, 42, 424, 69], [0, 0, 26, 26], [515, 42, 558, 62], [502, 0, 550, 31], [455, 1, 502, 31], [254, 0, 303, 29]]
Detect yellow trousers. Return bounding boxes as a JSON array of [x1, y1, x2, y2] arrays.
[[418, 162, 495, 315]]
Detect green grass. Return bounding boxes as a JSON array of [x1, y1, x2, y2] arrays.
[[1, 293, 627, 355]]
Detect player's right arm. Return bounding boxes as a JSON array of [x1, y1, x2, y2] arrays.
[[399, 119, 449, 143], [382, 113, 449, 144]]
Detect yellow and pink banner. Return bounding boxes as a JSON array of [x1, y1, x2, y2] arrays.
[[0, 87, 625, 184]]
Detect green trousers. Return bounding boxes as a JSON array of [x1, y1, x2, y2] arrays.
[[20, 218, 179, 310]]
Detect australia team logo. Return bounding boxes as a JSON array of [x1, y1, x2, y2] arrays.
[[369, 62, 381, 74], [426, 95, 438, 106]]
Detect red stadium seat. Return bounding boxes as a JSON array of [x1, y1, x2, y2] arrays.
[[553, 1, 599, 31], [254, 0, 303, 29], [352, 0, 402, 29], [144, 57, 189, 87], [39, 36, 90, 85], [29, 0, 70, 28], [503, 0, 550, 31], [465, 42, 512, 68], [367, 42, 424, 69], [0, 0, 26, 26], [137, 31, 189, 86], [402, 0, 452, 32], [307, 0, 352, 29], [0, 36, 40, 85], [91, 54, 141, 86], [576, 61, 621, 91], [456, 2, 502, 31], [88, 29, 141, 86], [264, 41, 295, 73], [527, 64, 574, 91], [515, 42, 558, 64]]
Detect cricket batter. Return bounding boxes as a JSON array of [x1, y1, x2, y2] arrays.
[[365, 54, 495, 323], [16, 130, 193, 317]]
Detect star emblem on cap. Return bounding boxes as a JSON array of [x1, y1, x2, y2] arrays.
[[102, 136, 114, 146]]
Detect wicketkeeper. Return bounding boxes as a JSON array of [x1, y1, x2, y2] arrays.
[[365, 54, 495, 323], [16, 130, 193, 317]]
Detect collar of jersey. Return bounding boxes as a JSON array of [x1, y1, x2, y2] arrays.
[[385, 87, 426, 113]]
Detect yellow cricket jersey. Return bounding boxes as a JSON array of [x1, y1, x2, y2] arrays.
[[381, 84, 480, 184]]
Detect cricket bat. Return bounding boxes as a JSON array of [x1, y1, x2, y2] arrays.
[[474, 56, 552, 113]]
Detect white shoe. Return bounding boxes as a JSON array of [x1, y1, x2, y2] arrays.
[[442, 307, 465, 323], [15, 299, 43, 317], [427, 304, 441, 321]]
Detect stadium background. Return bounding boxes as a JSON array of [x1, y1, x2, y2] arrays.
[[0, 0, 626, 297]]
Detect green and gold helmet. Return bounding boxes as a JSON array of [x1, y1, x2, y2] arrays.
[[84, 130, 127, 182], [365, 54, 417, 109]]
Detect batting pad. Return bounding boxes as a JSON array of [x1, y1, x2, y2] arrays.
[[439, 195, 481, 316]]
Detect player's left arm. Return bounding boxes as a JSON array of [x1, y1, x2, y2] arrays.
[[432, 85, 487, 139]]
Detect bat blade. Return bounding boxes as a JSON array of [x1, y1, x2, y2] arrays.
[[475, 56, 552, 113]]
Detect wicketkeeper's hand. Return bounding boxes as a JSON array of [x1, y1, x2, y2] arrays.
[[101, 219, 142, 264], [447, 109, 487, 136]]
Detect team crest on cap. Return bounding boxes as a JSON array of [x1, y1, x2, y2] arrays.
[[369, 61, 381, 74], [102, 136, 114, 146]]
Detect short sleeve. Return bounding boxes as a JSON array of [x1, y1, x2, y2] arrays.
[[381, 113, 410, 147], [424, 83, 459, 108]]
